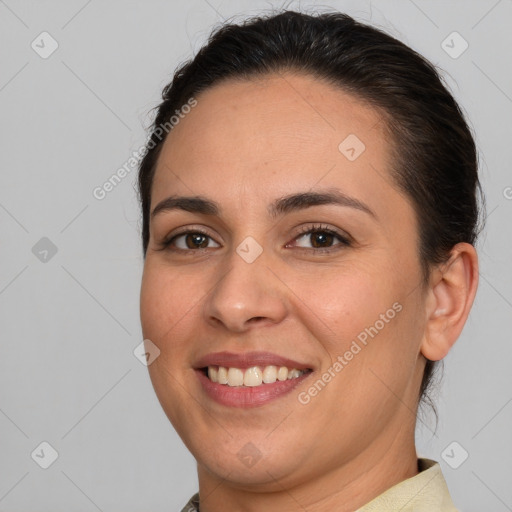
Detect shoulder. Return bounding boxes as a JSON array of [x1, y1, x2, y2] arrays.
[[179, 492, 200, 512]]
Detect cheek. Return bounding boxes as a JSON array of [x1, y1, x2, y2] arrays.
[[300, 259, 421, 390], [296, 263, 395, 349], [140, 262, 201, 353]]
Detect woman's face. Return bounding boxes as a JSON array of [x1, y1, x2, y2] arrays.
[[140, 72, 429, 488]]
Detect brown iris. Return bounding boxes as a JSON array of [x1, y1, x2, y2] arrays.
[[309, 231, 335, 249], [185, 233, 209, 249]]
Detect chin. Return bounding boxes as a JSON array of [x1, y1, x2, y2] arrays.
[[198, 453, 301, 489], [191, 433, 310, 489]]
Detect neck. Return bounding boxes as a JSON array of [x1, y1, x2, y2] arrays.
[[196, 419, 418, 512]]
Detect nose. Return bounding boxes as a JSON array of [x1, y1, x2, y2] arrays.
[[202, 245, 288, 333]]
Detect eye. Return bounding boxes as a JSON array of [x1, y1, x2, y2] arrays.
[[159, 224, 351, 254], [162, 229, 220, 251], [288, 224, 351, 252]]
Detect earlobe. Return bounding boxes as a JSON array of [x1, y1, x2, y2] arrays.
[[420, 243, 479, 361]]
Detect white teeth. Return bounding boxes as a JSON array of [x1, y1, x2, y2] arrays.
[[208, 366, 218, 383], [243, 366, 263, 387], [277, 366, 288, 381], [288, 369, 301, 379], [206, 365, 307, 387], [227, 367, 244, 386], [217, 366, 228, 384], [262, 365, 277, 383]]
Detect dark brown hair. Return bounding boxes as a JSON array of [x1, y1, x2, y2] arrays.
[[137, 10, 483, 414]]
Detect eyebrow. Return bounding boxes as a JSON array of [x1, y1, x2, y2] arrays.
[[151, 188, 377, 221]]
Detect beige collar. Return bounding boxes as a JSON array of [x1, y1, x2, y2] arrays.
[[356, 458, 458, 512]]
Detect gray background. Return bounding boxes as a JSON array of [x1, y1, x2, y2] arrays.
[[0, 0, 511, 510]]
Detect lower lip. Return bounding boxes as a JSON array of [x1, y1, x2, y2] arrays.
[[196, 369, 312, 408]]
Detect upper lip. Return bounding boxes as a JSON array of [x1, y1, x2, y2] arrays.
[[194, 351, 312, 370]]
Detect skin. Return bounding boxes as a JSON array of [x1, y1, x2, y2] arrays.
[[140, 72, 478, 512]]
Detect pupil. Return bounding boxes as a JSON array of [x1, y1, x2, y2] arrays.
[[187, 233, 207, 249], [312, 232, 332, 248]]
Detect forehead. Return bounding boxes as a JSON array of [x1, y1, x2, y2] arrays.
[[152, 72, 395, 209]]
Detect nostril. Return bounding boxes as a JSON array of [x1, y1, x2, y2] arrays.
[[249, 316, 265, 322]]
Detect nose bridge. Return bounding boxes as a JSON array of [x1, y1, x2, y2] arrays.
[[203, 236, 287, 331]]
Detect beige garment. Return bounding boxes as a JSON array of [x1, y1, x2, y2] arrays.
[[179, 458, 458, 512]]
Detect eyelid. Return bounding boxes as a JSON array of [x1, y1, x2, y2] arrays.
[[287, 223, 352, 252], [292, 223, 352, 242], [159, 223, 352, 252], [161, 225, 217, 248]]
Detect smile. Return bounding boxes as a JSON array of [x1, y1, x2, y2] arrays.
[[194, 351, 314, 407], [205, 365, 309, 387]]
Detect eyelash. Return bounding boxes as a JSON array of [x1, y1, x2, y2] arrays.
[[160, 223, 352, 254], [293, 224, 352, 252]]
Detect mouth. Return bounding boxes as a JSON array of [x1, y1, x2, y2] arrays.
[[194, 351, 313, 408], [200, 365, 312, 387]]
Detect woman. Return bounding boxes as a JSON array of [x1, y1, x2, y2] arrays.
[[137, 10, 481, 511]]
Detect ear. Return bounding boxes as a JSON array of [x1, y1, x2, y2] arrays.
[[421, 243, 479, 361]]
